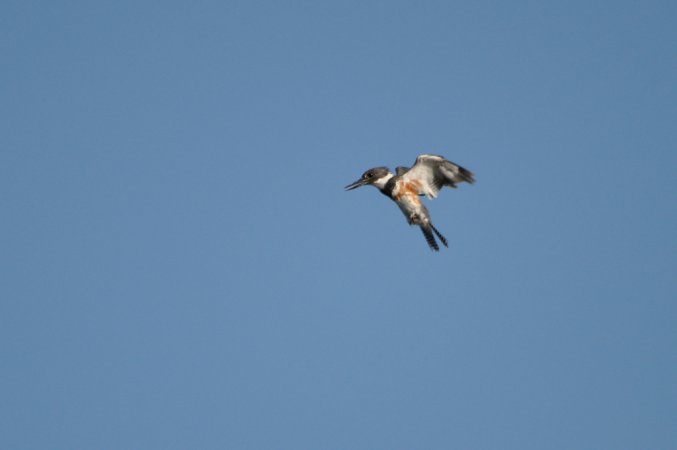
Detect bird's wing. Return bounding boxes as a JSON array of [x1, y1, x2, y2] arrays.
[[395, 166, 410, 176], [401, 154, 475, 199]]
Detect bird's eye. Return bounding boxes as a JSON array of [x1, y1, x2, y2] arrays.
[[366, 172, 373, 178]]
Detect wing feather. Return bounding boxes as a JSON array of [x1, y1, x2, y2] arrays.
[[401, 154, 475, 199]]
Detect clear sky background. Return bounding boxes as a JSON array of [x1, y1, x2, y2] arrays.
[[1, 1, 675, 449]]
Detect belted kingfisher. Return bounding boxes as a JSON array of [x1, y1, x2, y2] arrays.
[[345, 154, 475, 251]]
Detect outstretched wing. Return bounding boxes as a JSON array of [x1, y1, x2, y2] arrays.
[[401, 154, 475, 199]]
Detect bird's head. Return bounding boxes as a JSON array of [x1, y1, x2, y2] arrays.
[[345, 167, 393, 191]]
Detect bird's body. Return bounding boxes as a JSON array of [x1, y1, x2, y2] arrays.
[[345, 154, 474, 251]]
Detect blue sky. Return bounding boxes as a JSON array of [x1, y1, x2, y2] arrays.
[[1, 1, 675, 449]]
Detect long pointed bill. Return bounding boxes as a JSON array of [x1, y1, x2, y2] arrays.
[[345, 178, 367, 191]]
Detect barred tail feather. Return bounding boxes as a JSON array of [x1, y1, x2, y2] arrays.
[[420, 225, 440, 251], [431, 224, 448, 247]]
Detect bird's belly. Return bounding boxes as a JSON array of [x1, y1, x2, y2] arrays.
[[392, 179, 429, 225], [395, 194, 427, 225]]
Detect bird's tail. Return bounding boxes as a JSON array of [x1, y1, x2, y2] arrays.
[[431, 224, 449, 248], [420, 224, 440, 251]]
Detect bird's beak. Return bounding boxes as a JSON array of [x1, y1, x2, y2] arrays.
[[345, 178, 367, 191]]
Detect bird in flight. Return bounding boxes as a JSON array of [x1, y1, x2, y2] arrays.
[[345, 154, 475, 251]]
